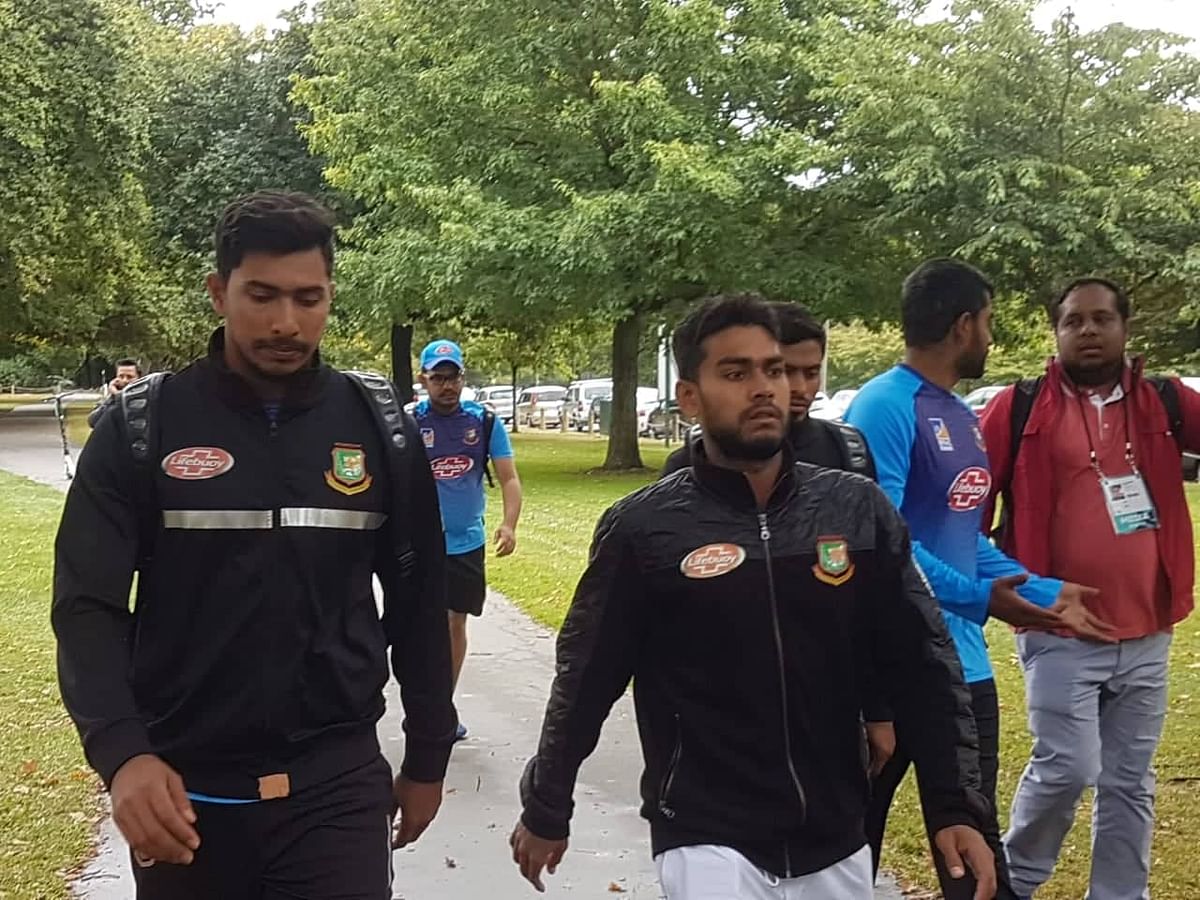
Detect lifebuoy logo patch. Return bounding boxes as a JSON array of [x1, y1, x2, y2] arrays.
[[948, 466, 991, 511], [162, 447, 234, 480], [431, 455, 474, 480], [680, 543, 746, 579], [813, 536, 855, 586]]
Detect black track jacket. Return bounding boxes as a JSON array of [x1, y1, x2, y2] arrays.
[[53, 331, 456, 799], [521, 447, 984, 877]]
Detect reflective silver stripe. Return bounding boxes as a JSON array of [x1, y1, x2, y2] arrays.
[[279, 508, 387, 531], [163, 510, 274, 530]]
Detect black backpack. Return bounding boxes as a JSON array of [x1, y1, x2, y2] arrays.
[[120, 370, 419, 579], [995, 374, 1183, 541]]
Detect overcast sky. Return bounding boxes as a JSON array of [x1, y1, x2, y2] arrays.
[[205, 0, 1200, 46]]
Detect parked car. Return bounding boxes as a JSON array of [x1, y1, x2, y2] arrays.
[[636, 386, 661, 435], [516, 385, 567, 427], [646, 398, 689, 440], [475, 385, 515, 423], [565, 378, 613, 431], [824, 389, 859, 422], [964, 385, 1004, 413]]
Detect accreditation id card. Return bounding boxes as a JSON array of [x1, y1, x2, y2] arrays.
[[1101, 472, 1159, 535]]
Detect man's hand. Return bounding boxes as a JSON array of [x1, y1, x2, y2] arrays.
[[392, 776, 443, 849], [510, 821, 568, 893], [494, 524, 517, 557], [110, 754, 199, 866], [987, 574, 1063, 630], [1053, 583, 1116, 643], [934, 825, 997, 900], [865, 721, 896, 778]]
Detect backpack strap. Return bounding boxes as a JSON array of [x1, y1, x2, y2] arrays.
[[120, 372, 170, 569], [1147, 376, 1185, 453], [1008, 376, 1044, 465], [343, 371, 416, 580], [481, 407, 497, 488], [826, 420, 876, 481]]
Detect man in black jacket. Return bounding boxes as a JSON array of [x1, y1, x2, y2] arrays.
[[53, 191, 456, 899], [661, 302, 874, 481], [510, 294, 996, 899]]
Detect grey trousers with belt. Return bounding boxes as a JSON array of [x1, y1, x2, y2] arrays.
[[1004, 630, 1171, 900]]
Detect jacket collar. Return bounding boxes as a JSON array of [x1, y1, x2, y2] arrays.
[[689, 434, 798, 512], [198, 327, 330, 414]]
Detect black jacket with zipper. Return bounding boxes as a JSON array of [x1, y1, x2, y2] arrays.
[[53, 330, 456, 798], [520, 444, 985, 877]]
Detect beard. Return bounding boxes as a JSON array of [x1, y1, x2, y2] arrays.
[[955, 345, 988, 381], [705, 421, 784, 462], [1064, 356, 1124, 387]]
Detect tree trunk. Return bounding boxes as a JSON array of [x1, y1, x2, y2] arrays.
[[602, 313, 644, 470], [391, 322, 414, 401], [510, 363, 520, 434]]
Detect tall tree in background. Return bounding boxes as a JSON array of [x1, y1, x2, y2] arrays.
[[0, 0, 155, 366], [812, 0, 1200, 342], [298, 0, 895, 468]]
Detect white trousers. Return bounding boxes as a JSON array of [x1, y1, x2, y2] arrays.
[[655, 843, 874, 899]]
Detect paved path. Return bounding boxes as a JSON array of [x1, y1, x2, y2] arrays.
[[1, 409, 904, 899]]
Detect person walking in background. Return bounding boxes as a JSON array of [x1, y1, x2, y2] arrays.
[[980, 277, 1200, 900], [54, 191, 455, 898], [415, 339, 523, 741], [88, 358, 143, 427], [512, 294, 995, 900], [846, 258, 1110, 900]]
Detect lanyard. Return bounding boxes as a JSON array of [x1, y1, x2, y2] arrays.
[[1075, 387, 1138, 477]]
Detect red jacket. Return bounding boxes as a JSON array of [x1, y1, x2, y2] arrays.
[[980, 357, 1200, 631]]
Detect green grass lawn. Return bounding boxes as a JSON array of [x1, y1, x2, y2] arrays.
[[6, 429, 1198, 897], [0, 471, 101, 900], [489, 433, 1200, 899]]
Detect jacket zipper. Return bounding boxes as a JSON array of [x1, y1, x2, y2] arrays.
[[658, 713, 683, 820], [759, 511, 806, 877]]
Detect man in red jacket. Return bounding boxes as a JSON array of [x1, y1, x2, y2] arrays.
[[980, 277, 1200, 900]]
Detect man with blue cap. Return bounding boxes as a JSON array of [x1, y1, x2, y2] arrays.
[[415, 339, 523, 740]]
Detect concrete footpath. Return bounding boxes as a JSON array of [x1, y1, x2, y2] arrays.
[[1, 408, 904, 899]]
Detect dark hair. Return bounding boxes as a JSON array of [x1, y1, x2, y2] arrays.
[[771, 302, 826, 352], [901, 258, 994, 347], [115, 357, 141, 374], [214, 191, 335, 280], [1049, 277, 1131, 325], [672, 293, 779, 381]]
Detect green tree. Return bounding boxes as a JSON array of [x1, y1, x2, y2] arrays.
[[298, 0, 904, 468], [0, 0, 156, 366], [811, 0, 1200, 348]]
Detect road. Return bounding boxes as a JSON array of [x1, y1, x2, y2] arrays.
[[0, 406, 906, 899]]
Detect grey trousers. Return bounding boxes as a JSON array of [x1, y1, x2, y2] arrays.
[[1004, 631, 1171, 900]]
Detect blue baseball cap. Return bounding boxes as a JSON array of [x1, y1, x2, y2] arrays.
[[420, 339, 465, 372]]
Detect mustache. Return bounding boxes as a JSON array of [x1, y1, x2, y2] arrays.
[[253, 339, 309, 354], [740, 401, 784, 423]]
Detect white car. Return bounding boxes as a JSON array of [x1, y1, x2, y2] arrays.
[[516, 385, 567, 427], [636, 386, 661, 435], [565, 378, 613, 431], [475, 385, 515, 423], [964, 385, 1004, 414], [808, 391, 835, 420]]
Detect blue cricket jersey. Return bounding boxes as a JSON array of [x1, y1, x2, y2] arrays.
[[845, 365, 1061, 683], [414, 400, 514, 556]]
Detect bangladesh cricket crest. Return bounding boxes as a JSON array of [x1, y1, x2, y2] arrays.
[[325, 442, 373, 496], [813, 536, 854, 586]]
